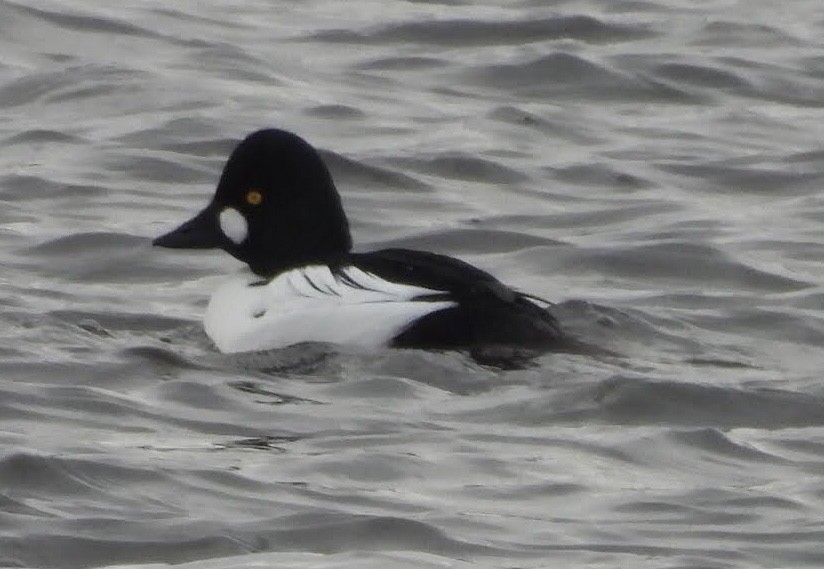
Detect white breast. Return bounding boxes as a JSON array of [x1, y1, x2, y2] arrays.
[[203, 266, 456, 354]]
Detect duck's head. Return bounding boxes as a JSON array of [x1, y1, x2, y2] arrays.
[[154, 129, 352, 276]]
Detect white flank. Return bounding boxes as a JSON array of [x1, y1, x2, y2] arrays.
[[218, 207, 248, 244], [204, 266, 456, 354]]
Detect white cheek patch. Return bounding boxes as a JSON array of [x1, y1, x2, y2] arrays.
[[218, 207, 248, 245]]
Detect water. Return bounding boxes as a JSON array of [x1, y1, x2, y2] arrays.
[[2, 0, 824, 567]]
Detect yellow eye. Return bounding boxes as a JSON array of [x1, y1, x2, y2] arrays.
[[245, 190, 263, 205]]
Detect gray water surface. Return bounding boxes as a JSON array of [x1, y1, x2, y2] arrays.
[[2, 1, 824, 568]]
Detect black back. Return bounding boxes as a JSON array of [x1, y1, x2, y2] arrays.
[[347, 248, 565, 350]]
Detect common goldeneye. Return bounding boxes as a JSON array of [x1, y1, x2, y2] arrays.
[[154, 129, 572, 356]]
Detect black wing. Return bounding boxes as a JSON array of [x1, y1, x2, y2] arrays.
[[346, 248, 566, 351]]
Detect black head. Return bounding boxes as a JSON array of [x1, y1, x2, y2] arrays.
[[153, 129, 352, 276]]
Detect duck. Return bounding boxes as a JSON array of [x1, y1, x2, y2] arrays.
[[153, 128, 577, 359]]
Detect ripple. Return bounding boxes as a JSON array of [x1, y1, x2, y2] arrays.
[[6, 3, 159, 38], [1, 174, 68, 200], [23, 232, 218, 282], [304, 104, 366, 120], [593, 376, 824, 428], [653, 61, 752, 90], [0, 451, 167, 497], [181, 43, 280, 84], [395, 154, 529, 184], [556, 242, 812, 293], [357, 56, 448, 71], [104, 153, 212, 184], [659, 161, 823, 195], [0, 65, 143, 108], [469, 52, 700, 102], [694, 20, 806, 48], [374, 227, 558, 254], [323, 152, 431, 193], [3, 129, 83, 145], [310, 15, 653, 46]]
